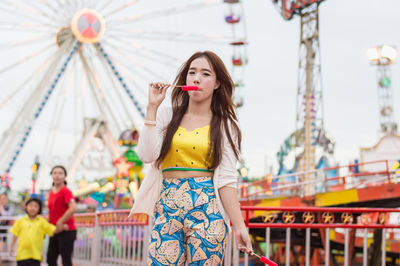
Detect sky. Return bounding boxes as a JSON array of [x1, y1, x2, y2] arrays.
[[1, 0, 400, 190], [239, 0, 400, 176]]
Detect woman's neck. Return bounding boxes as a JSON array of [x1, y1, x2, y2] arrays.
[[187, 101, 212, 117]]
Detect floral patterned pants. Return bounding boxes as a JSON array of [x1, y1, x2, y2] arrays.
[[148, 176, 227, 265]]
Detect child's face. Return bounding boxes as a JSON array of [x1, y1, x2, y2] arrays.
[[26, 201, 40, 217]]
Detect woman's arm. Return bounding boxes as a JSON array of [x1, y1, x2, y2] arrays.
[[219, 187, 253, 254], [217, 123, 253, 254], [136, 106, 165, 163], [136, 83, 170, 163], [55, 201, 76, 231]]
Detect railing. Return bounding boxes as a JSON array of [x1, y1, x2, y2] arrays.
[[73, 210, 151, 265], [241, 206, 400, 266], [241, 159, 400, 200], [0, 216, 17, 264], [71, 206, 400, 266], [0, 207, 397, 265]]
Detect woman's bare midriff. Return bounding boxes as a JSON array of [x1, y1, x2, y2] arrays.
[[162, 170, 214, 179]]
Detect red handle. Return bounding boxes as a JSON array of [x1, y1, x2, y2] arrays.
[[260, 256, 278, 266]]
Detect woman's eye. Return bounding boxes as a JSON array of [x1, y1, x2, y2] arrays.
[[203, 73, 210, 76], [188, 71, 195, 75]]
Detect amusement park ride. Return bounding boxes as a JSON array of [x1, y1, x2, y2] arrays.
[[274, 0, 334, 196], [0, 1, 247, 198], [237, 0, 400, 264]]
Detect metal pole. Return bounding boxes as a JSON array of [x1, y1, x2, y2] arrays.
[[382, 228, 386, 266], [91, 214, 101, 265], [286, 228, 291, 266], [266, 227, 271, 259], [224, 232, 232, 266], [233, 233, 239, 265], [325, 228, 330, 266], [344, 229, 349, 266], [244, 228, 249, 266], [306, 228, 311, 266], [363, 229, 368, 266]]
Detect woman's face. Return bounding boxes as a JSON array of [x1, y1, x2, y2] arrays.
[[186, 57, 220, 103], [51, 167, 66, 186]]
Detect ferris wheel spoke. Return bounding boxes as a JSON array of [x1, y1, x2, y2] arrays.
[[107, 28, 231, 43], [96, 0, 114, 13], [0, 1, 59, 26], [41, 68, 70, 164], [0, 44, 55, 75], [105, 30, 230, 45], [103, 0, 138, 18], [102, 41, 168, 81], [112, 50, 165, 83], [104, 37, 181, 67], [96, 53, 139, 128], [102, 39, 172, 68], [0, 11, 56, 30], [49, 0, 75, 22], [79, 49, 124, 132], [0, 22, 53, 32], [0, 40, 76, 171], [36, 0, 59, 15], [0, 35, 53, 49], [10, 0, 61, 23], [107, 0, 222, 25], [97, 47, 147, 99], [0, 51, 57, 108]]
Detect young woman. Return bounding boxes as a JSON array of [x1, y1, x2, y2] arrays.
[[130, 51, 253, 265], [46, 165, 77, 266]]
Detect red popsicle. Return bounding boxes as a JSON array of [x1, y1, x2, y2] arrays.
[[181, 86, 199, 91]]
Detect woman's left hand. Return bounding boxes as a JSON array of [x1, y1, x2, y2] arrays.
[[233, 226, 253, 255]]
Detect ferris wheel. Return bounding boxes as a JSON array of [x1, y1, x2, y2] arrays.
[[0, 0, 247, 190]]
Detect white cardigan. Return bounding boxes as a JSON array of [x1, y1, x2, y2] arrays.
[[129, 106, 239, 228]]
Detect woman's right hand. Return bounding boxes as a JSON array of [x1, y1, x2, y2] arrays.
[[148, 82, 170, 108]]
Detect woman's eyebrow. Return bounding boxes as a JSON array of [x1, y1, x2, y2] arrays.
[[189, 67, 212, 72]]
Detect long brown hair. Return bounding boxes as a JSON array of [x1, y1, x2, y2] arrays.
[[155, 51, 241, 169]]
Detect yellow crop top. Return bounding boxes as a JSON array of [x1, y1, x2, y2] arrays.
[[160, 125, 213, 172]]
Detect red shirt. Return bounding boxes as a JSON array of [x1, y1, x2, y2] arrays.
[[48, 186, 76, 230]]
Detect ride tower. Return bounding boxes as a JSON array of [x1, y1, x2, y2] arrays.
[[366, 45, 398, 135], [273, 0, 333, 196]]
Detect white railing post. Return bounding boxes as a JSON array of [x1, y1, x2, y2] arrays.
[[363, 229, 368, 266], [91, 214, 101, 265], [344, 228, 349, 266], [286, 228, 291, 266], [325, 228, 330, 266], [141, 216, 152, 264], [266, 227, 270, 259], [381, 228, 386, 266], [244, 227, 249, 266], [233, 233, 239, 265], [224, 231, 232, 266], [305, 228, 310, 266]]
